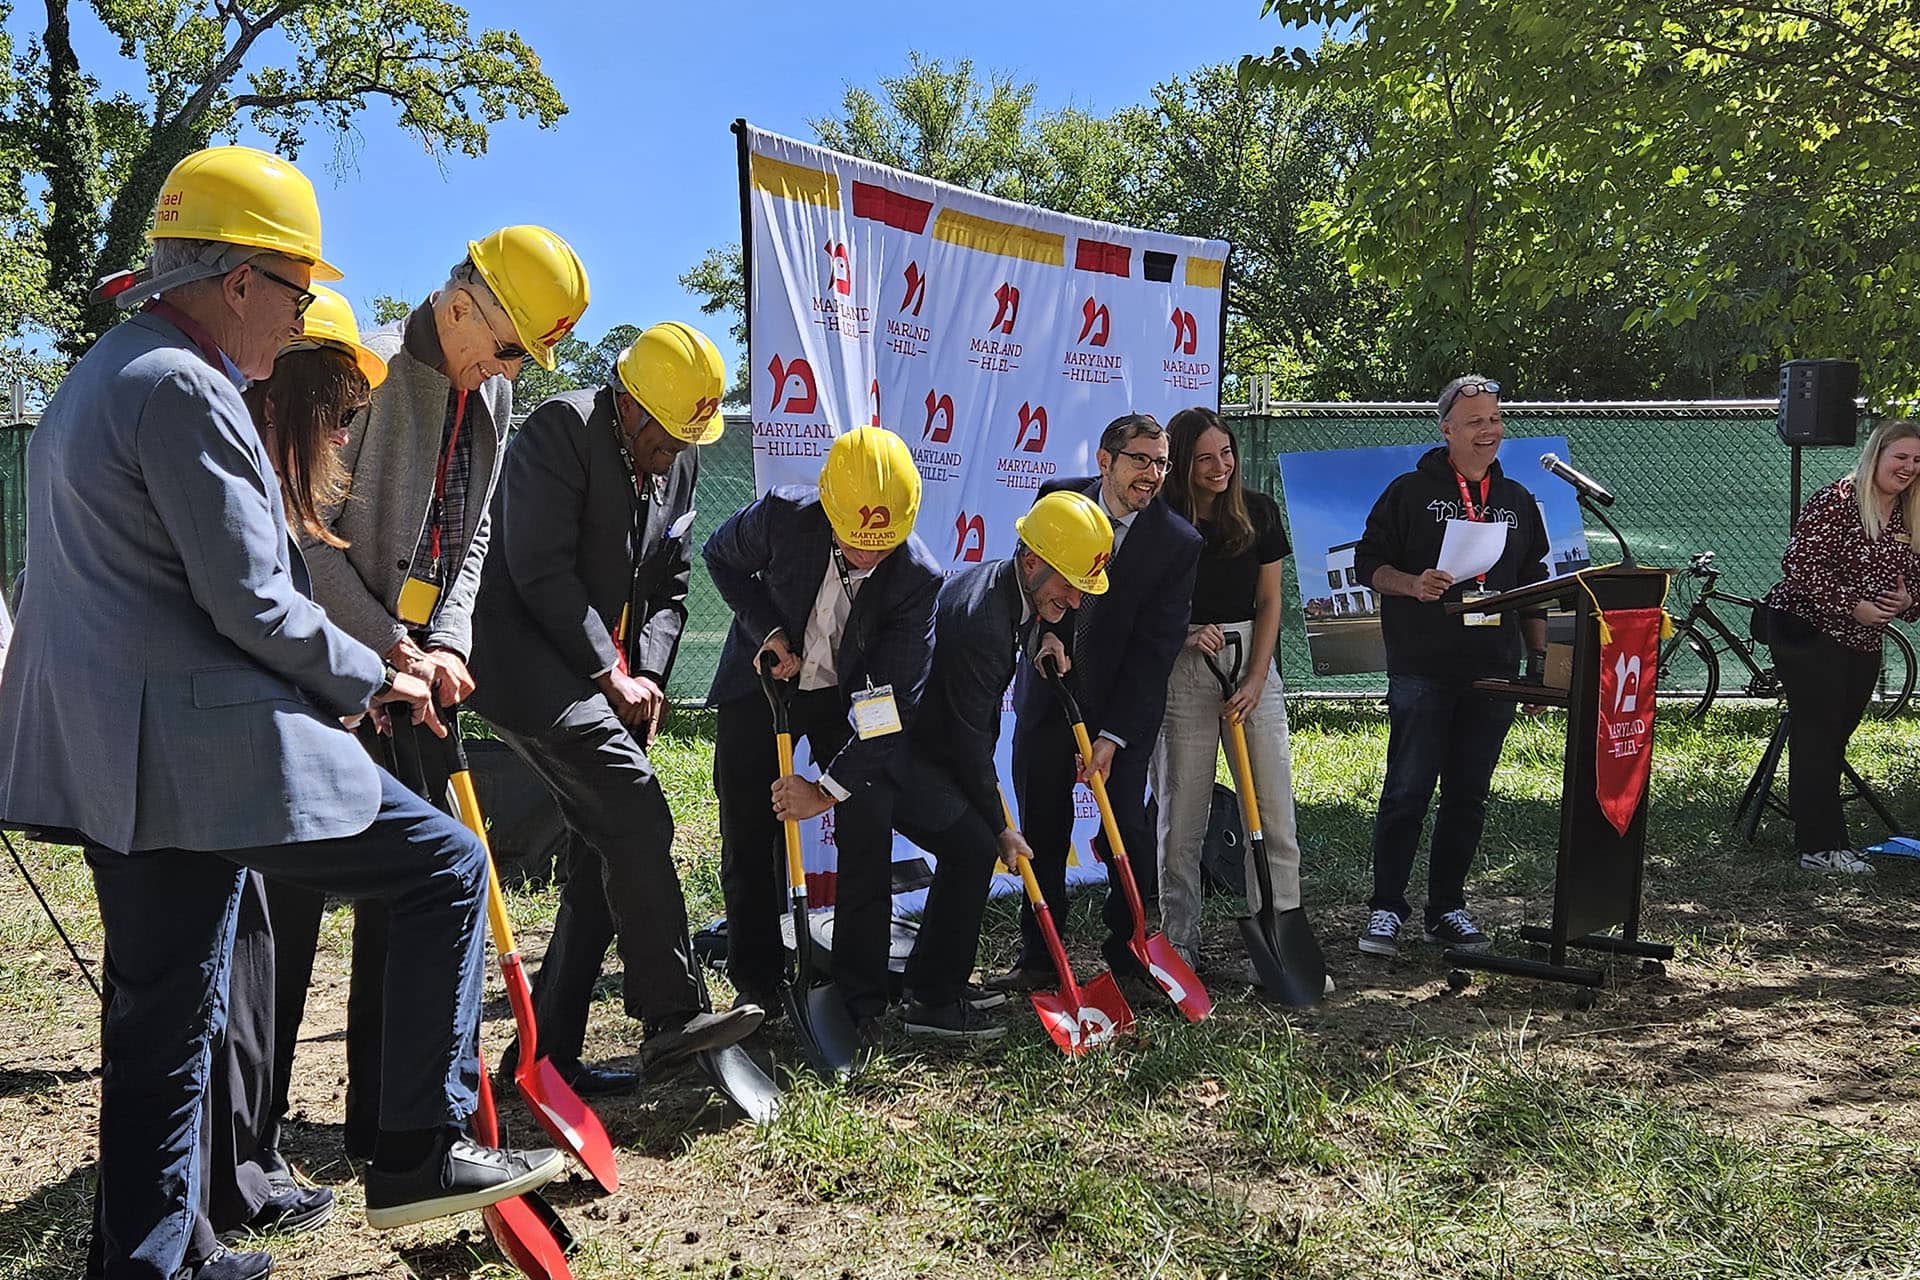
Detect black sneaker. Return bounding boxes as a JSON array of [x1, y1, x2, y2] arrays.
[[1358, 909, 1402, 958], [959, 982, 1009, 1010], [641, 1004, 765, 1072], [1424, 908, 1491, 952], [363, 1136, 566, 1231], [195, 1247, 273, 1280], [220, 1184, 334, 1241], [904, 999, 1007, 1042]]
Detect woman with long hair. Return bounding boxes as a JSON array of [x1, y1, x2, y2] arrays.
[[1763, 417, 1920, 873], [1152, 406, 1306, 981]]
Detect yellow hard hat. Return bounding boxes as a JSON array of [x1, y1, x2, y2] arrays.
[[1015, 490, 1112, 594], [287, 286, 387, 389], [149, 145, 340, 281], [819, 427, 921, 551], [616, 322, 726, 444], [466, 225, 590, 371]]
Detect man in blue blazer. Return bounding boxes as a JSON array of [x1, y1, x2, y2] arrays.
[[703, 428, 939, 1028], [994, 413, 1202, 989], [0, 148, 562, 1280]]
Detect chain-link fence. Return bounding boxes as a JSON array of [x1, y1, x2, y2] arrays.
[[1, 403, 1889, 702]]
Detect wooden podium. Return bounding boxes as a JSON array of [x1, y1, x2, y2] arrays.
[[1444, 565, 1676, 987]]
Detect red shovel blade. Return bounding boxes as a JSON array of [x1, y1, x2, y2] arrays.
[[1030, 970, 1135, 1055], [1131, 931, 1212, 1023], [485, 1196, 575, 1280], [514, 1054, 621, 1195]]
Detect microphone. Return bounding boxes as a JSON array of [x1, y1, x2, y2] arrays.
[[1539, 453, 1615, 507]]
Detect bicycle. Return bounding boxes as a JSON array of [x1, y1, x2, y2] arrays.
[[1659, 550, 1916, 720]]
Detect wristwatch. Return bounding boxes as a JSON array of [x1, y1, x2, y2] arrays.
[[1525, 648, 1548, 682], [372, 664, 398, 702]]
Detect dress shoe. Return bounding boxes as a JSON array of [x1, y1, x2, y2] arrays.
[[364, 1134, 565, 1231], [496, 1043, 638, 1096], [982, 963, 1054, 993], [195, 1247, 273, 1280], [641, 1004, 765, 1072], [221, 1185, 333, 1241]]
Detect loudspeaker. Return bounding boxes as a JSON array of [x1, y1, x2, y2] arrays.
[[1777, 359, 1860, 446]]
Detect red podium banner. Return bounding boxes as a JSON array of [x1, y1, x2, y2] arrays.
[[1595, 607, 1663, 836]]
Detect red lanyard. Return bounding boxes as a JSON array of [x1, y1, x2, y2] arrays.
[[427, 388, 469, 563], [145, 299, 228, 372], [1453, 468, 1492, 522]]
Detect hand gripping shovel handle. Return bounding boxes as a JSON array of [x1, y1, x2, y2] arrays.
[[440, 723, 622, 1193], [1201, 639, 1265, 843], [758, 656, 809, 909]]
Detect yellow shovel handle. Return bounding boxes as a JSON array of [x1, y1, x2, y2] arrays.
[[776, 729, 807, 892], [450, 768, 517, 957], [1224, 718, 1263, 840], [996, 788, 1049, 908], [1066, 719, 1127, 863]]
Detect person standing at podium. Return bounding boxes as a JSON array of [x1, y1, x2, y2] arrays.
[[1761, 418, 1920, 875], [1351, 375, 1550, 959]]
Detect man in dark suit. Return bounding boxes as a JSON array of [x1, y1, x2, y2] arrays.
[[469, 323, 761, 1084], [894, 491, 1114, 1039], [704, 427, 940, 1029], [992, 413, 1202, 989]]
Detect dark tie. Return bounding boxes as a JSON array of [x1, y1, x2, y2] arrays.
[[1071, 511, 1118, 665]]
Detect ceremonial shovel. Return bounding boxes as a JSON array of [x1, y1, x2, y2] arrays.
[[1203, 635, 1327, 1007], [1043, 657, 1212, 1021], [442, 727, 622, 1194], [472, 1047, 577, 1280], [999, 791, 1132, 1054]]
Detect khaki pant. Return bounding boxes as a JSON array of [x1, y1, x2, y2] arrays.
[[1148, 620, 1302, 956]]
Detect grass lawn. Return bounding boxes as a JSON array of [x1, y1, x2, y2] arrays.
[[3, 702, 1919, 1278]]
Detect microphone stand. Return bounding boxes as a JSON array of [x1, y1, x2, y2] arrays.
[[1579, 492, 1635, 568]]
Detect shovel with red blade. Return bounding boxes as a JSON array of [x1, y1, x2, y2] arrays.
[[472, 1047, 576, 1280], [442, 727, 622, 1194], [999, 791, 1131, 1054], [1042, 658, 1212, 1022]]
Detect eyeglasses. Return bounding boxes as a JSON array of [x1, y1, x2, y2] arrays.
[[1440, 378, 1501, 419], [254, 266, 315, 318], [468, 289, 528, 363], [1116, 449, 1172, 474]]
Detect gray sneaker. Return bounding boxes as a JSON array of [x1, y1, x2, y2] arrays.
[[1799, 848, 1874, 875], [364, 1136, 565, 1231], [903, 999, 1007, 1042], [1358, 909, 1402, 958]]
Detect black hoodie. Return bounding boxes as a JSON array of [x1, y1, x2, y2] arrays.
[[1352, 446, 1550, 680]]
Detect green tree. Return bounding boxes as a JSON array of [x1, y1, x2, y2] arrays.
[[1244, 0, 1918, 402], [13, 0, 566, 358], [509, 323, 643, 412]]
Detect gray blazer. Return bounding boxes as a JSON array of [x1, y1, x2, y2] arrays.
[[468, 387, 697, 736], [300, 303, 513, 660], [0, 311, 385, 853]]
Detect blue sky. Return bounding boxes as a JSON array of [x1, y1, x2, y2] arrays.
[[18, 2, 1307, 377]]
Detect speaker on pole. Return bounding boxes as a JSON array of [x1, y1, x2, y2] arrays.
[[1777, 359, 1860, 446]]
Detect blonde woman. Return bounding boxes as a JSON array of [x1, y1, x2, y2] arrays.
[[1763, 419, 1920, 873]]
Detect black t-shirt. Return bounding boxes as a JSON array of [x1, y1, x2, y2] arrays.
[[1190, 491, 1291, 624]]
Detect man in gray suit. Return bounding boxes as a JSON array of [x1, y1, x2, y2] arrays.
[[471, 323, 761, 1087], [270, 226, 590, 1158], [0, 147, 563, 1280]]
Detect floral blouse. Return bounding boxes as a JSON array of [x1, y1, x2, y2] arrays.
[[1765, 477, 1920, 651]]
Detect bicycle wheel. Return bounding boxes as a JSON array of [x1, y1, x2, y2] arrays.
[[1658, 621, 1719, 720], [1869, 626, 1917, 719]]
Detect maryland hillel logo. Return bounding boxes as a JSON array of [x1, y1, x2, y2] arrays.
[[823, 240, 852, 296], [1015, 402, 1049, 454], [900, 260, 927, 316], [989, 282, 1021, 335], [954, 511, 986, 563], [1163, 308, 1213, 392], [922, 390, 955, 444], [688, 395, 720, 424], [970, 282, 1022, 374], [858, 504, 892, 533], [1088, 549, 1111, 579], [887, 261, 931, 359], [1169, 307, 1199, 355], [1077, 297, 1111, 347], [765, 355, 818, 415], [538, 315, 576, 346]]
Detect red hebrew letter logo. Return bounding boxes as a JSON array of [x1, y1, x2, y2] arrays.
[[869, 379, 882, 428], [900, 260, 927, 316], [537, 315, 576, 345], [923, 390, 955, 444], [1169, 308, 1198, 355], [824, 241, 852, 296], [1088, 550, 1111, 578], [1614, 652, 1642, 714], [1015, 402, 1049, 454], [954, 512, 986, 563], [858, 504, 892, 532], [689, 396, 720, 423], [990, 282, 1020, 335], [1078, 297, 1111, 347], [766, 355, 818, 415]]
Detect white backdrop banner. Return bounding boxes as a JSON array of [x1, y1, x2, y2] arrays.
[[737, 121, 1230, 909]]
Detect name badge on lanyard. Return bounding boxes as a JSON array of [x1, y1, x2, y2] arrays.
[[1454, 468, 1503, 627], [399, 389, 469, 626]]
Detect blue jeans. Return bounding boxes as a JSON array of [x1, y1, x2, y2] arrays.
[[1368, 674, 1517, 925], [86, 771, 487, 1280]]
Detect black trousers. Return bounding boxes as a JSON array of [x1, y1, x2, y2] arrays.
[[1009, 702, 1152, 967], [714, 689, 895, 1019], [264, 718, 451, 1158], [1771, 610, 1881, 854], [898, 790, 1002, 1007], [489, 697, 698, 1059]]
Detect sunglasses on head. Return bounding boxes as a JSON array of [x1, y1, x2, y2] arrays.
[[1440, 378, 1501, 419]]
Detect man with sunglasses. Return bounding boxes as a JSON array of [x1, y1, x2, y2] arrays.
[[271, 225, 591, 1162], [1352, 374, 1550, 960], [989, 413, 1203, 993]]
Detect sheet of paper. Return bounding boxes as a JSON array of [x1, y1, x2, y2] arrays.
[[1437, 518, 1508, 582]]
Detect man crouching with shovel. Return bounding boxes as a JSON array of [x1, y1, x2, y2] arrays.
[[892, 492, 1114, 1041]]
